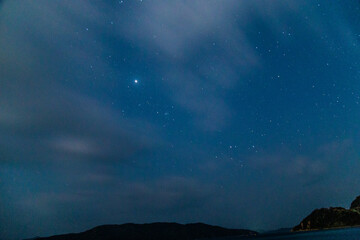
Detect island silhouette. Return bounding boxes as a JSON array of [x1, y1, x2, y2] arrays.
[[31, 222, 257, 240]]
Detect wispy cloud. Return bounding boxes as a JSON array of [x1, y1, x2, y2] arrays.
[[248, 140, 355, 181], [119, 0, 259, 130]]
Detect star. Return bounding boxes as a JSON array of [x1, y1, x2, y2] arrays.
[[134, 79, 138, 84]]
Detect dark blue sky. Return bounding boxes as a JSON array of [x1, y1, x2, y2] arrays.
[[1, 1, 360, 239]]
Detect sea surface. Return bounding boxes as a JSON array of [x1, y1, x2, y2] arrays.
[[214, 227, 360, 240]]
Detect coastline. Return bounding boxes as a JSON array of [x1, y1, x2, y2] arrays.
[[292, 225, 360, 233]]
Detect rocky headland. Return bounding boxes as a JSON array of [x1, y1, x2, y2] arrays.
[[293, 195, 360, 231]]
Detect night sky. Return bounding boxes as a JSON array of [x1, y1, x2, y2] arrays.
[[1, 1, 360, 239]]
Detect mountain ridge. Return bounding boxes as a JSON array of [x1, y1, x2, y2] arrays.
[[31, 222, 257, 240]]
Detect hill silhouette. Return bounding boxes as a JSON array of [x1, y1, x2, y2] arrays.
[[33, 222, 257, 240], [293, 195, 360, 231]]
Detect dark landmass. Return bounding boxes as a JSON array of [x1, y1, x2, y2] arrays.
[[32, 222, 257, 240], [350, 196, 360, 209], [293, 195, 360, 231]]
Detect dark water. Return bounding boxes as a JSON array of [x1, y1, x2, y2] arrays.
[[216, 227, 360, 240]]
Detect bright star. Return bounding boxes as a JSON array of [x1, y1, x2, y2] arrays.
[[134, 79, 138, 84]]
